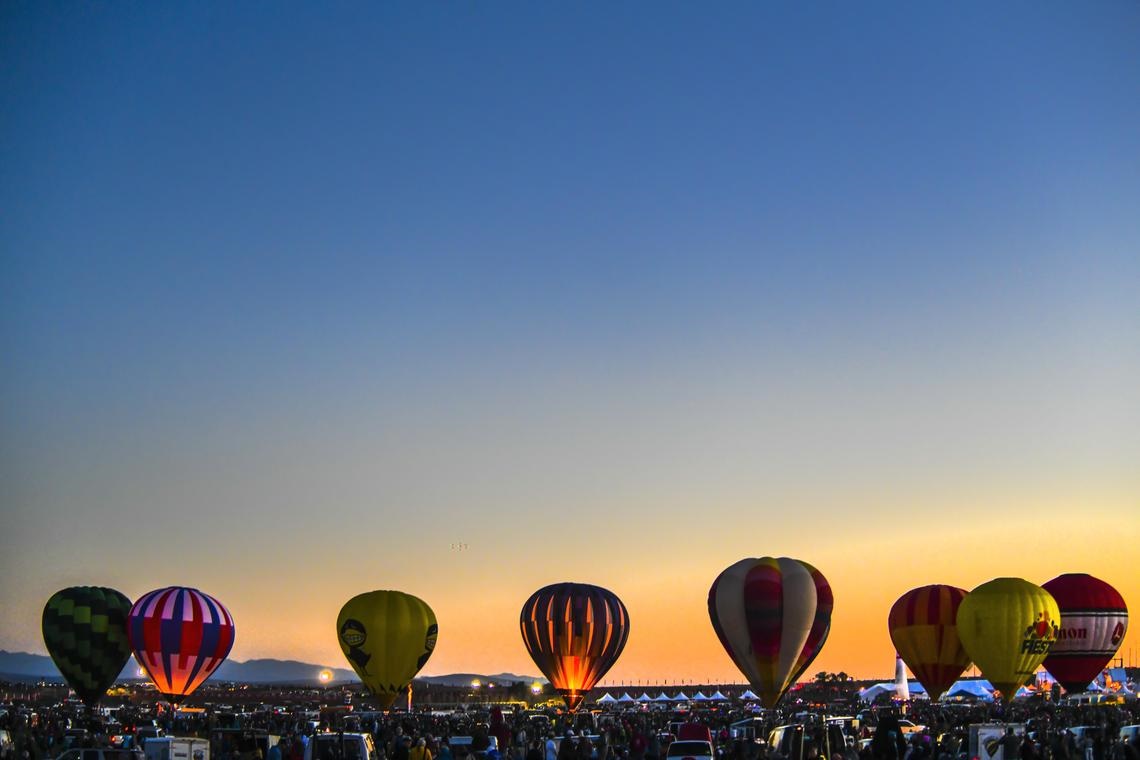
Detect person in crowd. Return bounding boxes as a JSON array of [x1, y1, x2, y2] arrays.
[[410, 738, 433, 760]]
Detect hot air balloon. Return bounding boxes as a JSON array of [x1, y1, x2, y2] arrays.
[[956, 577, 1059, 701], [128, 586, 235, 704], [888, 584, 971, 702], [520, 582, 630, 712], [1042, 573, 1128, 694], [708, 557, 833, 708], [41, 586, 134, 707], [336, 590, 438, 709]]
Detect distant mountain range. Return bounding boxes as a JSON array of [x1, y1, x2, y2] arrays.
[[0, 650, 541, 687]]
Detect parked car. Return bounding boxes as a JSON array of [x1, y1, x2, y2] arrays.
[[665, 740, 714, 760], [768, 724, 849, 760], [729, 719, 766, 745], [304, 734, 377, 760]]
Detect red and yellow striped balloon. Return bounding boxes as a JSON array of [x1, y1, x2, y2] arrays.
[[708, 557, 833, 708], [888, 585, 971, 701]]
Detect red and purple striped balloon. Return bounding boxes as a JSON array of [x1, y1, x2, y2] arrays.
[[128, 586, 235, 702]]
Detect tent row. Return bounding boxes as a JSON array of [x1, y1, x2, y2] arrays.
[[859, 669, 1139, 704], [595, 690, 746, 704], [857, 678, 1027, 703]]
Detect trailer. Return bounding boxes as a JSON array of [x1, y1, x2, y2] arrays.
[[144, 738, 209, 760]]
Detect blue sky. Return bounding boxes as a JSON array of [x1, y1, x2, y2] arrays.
[[2, 3, 1138, 678]]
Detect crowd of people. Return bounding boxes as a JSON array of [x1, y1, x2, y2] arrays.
[[2, 684, 1139, 760]]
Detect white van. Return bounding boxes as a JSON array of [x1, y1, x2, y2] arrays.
[[303, 734, 377, 760]]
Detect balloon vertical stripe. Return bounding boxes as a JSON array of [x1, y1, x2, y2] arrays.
[[789, 560, 833, 686]]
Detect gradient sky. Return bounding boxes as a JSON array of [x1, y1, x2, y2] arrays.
[[2, 3, 1138, 685]]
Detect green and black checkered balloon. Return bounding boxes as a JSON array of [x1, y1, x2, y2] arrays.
[[42, 586, 133, 706]]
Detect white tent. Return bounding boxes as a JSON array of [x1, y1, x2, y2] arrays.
[[858, 683, 894, 702], [858, 680, 928, 702], [673, 692, 690, 701], [597, 693, 616, 704], [692, 692, 710, 701], [637, 693, 653, 703], [617, 693, 636, 703], [740, 689, 760, 700], [710, 691, 729, 701], [945, 679, 995, 702]]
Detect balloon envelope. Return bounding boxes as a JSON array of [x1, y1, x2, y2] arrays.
[[520, 582, 630, 712], [1041, 573, 1128, 694], [957, 577, 1059, 701], [336, 590, 438, 709], [888, 584, 971, 701], [128, 586, 235, 703], [42, 586, 134, 707], [708, 557, 833, 708]]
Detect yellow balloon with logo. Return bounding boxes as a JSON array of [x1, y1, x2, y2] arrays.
[[336, 590, 438, 708], [956, 577, 1059, 701]]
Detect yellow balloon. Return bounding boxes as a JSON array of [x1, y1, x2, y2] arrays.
[[956, 578, 1060, 701], [336, 590, 438, 708]]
